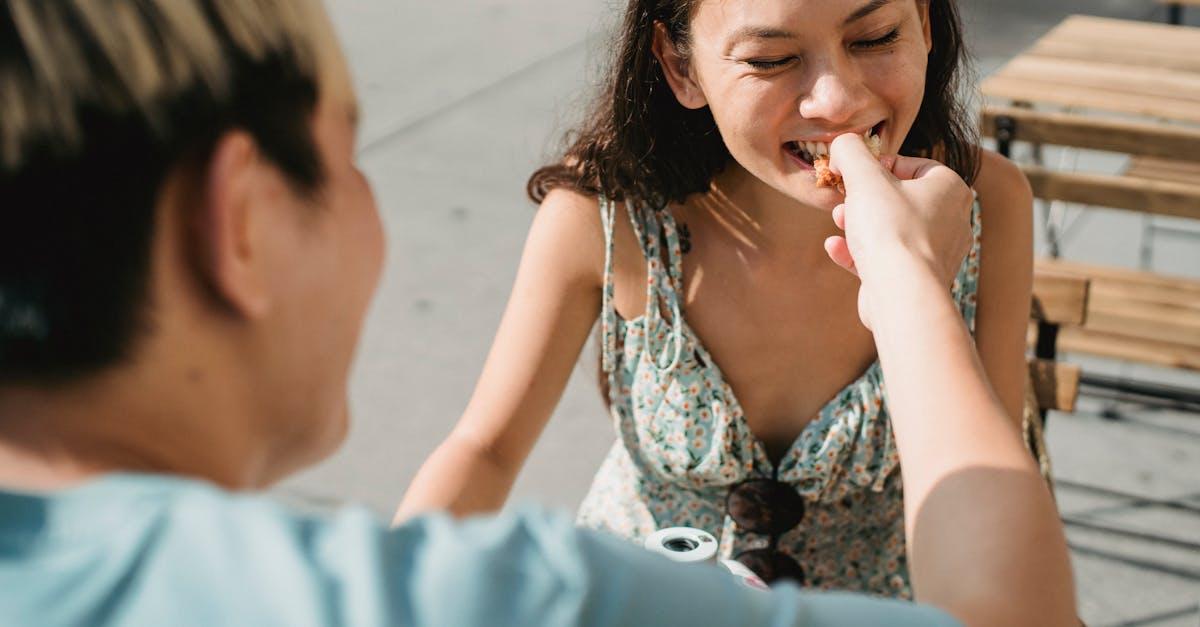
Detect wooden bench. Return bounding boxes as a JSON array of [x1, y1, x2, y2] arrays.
[[1024, 270, 1090, 484], [981, 106, 1200, 221], [1037, 258, 1200, 374], [981, 105, 1200, 413]]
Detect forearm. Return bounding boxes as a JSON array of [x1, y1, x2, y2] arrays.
[[866, 258, 1031, 494], [863, 256, 1076, 625], [394, 432, 518, 524]]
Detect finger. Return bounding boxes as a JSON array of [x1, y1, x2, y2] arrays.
[[823, 236, 858, 277], [832, 204, 847, 230], [889, 155, 948, 181], [827, 133, 882, 180]]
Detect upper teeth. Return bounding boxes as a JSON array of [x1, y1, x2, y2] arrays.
[[798, 130, 879, 157]]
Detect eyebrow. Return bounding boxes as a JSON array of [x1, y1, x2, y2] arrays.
[[844, 0, 893, 25], [724, 26, 798, 52], [725, 0, 896, 52]]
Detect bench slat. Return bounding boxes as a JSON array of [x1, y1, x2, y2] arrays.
[[1091, 281, 1200, 312], [1124, 156, 1200, 184], [1022, 165, 1200, 220], [1029, 358, 1081, 413], [1032, 271, 1090, 325], [1086, 302, 1200, 349], [1037, 258, 1200, 294], [980, 107, 1200, 162], [1059, 328, 1200, 371]]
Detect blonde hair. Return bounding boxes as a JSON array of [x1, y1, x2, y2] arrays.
[[0, 0, 328, 171]]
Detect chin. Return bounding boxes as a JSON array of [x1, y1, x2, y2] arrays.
[[774, 172, 844, 210]]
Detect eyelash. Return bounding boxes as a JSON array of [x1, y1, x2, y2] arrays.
[[742, 27, 902, 70], [854, 27, 901, 49], [745, 57, 796, 70]]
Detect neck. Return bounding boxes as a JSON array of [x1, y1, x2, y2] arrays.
[[0, 352, 270, 493], [706, 163, 842, 265]]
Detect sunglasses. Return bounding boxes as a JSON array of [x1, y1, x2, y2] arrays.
[[725, 478, 807, 585]]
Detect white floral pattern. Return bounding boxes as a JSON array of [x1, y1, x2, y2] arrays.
[[577, 194, 982, 599]]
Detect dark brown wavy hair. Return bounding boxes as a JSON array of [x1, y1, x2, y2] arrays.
[[528, 0, 979, 210]]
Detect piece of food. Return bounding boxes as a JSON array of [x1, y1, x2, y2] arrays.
[[812, 131, 882, 193]]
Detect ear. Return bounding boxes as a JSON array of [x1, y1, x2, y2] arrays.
[[918, 0, 933, 53], [651, 22, 707, 110], [191, 131, 274, 319]]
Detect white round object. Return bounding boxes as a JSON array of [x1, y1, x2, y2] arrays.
[[644, 527, 718, 563]]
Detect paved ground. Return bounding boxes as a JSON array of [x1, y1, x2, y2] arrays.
[[279, 1, 1200, 624]]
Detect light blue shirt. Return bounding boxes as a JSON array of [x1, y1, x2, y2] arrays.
[[0, 473, 960, 626]]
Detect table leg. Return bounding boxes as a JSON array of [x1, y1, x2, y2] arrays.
[[1168, 2, 1183, 25]]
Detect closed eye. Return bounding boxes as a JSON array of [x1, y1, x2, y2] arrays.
[[744, 57, 798, 70], [853, 27, 900, 49]]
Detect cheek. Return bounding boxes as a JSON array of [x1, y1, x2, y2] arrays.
[[295, 171, 382, 345], [316, 166, 384, 306], [867, 51, 928, 129], [347, 172, 385, 293], [707, 79, 793, 151]]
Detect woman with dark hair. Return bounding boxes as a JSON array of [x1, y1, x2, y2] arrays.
[[400, 0, 1034, 598]]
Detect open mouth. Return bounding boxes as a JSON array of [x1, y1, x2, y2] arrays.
[[785, 122, 885, 168]]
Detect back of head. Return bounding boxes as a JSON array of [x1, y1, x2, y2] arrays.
[[0, 0, 327, 384]]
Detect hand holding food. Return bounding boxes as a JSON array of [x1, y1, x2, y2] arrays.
[[816, 130, 883, 190], [822, 133, 974, 329]]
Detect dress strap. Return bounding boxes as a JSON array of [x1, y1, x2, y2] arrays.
[[601, 198, 687, 377], [638, 206, 686, 375], [951, 197, 984, 334], [599, 195, 619, 374]]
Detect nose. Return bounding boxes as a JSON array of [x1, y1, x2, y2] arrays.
[[798, 64, 868, 125]]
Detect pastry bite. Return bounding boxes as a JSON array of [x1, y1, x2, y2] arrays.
[[786, 130, 883, 194]]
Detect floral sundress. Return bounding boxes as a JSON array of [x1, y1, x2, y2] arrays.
[[576, 193, 982, 599]]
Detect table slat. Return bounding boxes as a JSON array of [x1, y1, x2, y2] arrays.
[[982, 76, 1200, 124], [998, 57, 1200, 104], [1029, 40, 1200, 74]]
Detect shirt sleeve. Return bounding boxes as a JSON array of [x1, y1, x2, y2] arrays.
[[310, 504, 962, 627]]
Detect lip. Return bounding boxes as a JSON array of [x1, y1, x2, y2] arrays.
[[788, 121, 886, 146], [782, 120, 887, 170], [784, 146, 816, 171]]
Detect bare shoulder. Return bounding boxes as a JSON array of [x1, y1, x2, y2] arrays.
[[536, 187, 604, 238], [539, 187, 648, 317], [528, 187, 608, 288], [971, 149, 1033, 270], [973, 148, 1033, 216]]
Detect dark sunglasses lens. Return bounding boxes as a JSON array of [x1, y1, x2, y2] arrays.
[[735, 549, 806, 586], [726, 480, 805, 535]]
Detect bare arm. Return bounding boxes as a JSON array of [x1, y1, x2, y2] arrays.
[[827, 134, 1076, 626], [867, 261, 1074, 627], [972, 150, 1035, 425], [395, 190, 604, 522]]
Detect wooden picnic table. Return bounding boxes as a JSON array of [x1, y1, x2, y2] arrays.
[[978, 14, 1200, 402], [981, 15, 1200, 125]]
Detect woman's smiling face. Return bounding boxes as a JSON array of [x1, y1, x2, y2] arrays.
[[655, 0, 933, 208]]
